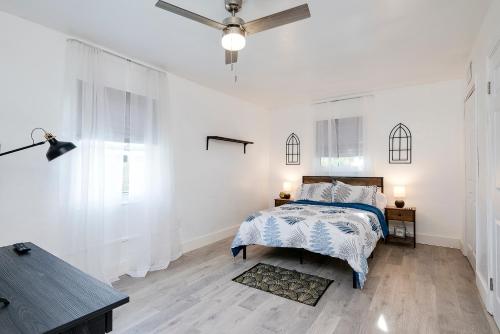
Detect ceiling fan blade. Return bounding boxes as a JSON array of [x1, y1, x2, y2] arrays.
[[243, 4, 310, 35], [225, 50, 238, 65], [155, 0, 226, 30]]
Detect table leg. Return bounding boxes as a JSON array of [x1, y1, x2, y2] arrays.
[[105, 311, 113, 333], [414, 219, 416, 248]]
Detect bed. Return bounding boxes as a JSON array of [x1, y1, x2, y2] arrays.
[[231, 176, 389, 289]]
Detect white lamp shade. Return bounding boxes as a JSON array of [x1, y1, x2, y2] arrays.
[[221, 27, 246, 51], [393, 186, 406, 198], [283, 182, 292, 192]]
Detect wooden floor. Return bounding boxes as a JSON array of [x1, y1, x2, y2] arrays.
[[112, 238, 499, 334]]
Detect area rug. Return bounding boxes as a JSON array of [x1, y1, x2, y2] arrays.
[[232, 263, 333, 306]]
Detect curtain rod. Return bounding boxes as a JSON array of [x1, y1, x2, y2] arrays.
[[313, 93, 373, 105], [67, 38, 167, 74]]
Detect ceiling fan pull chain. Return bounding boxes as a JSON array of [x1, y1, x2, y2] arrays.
[[234, 63, 238, 83]]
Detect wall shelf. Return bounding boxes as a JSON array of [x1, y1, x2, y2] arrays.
[[206, 136, 254, 154]]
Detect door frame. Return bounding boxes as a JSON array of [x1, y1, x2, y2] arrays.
[[487, 38, 500, 319], [464, 84, 478, 270]]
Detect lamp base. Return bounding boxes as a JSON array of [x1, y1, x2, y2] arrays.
[[279, 192, 291, 199], [395, 200, 405, 208]]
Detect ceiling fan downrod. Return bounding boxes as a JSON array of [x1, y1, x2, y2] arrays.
[[225, 0, 243, 14]]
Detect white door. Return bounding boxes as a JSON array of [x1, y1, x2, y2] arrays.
[[465, 87, 477, 269], [491, 42, 500, 328]]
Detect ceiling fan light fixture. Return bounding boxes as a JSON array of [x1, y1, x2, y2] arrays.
[[221, 27, 246, 51], [155, 1, 311, 65]]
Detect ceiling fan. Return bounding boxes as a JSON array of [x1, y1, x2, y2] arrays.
[[155, 0, 311, 65]]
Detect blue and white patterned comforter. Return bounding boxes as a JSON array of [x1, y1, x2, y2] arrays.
[[231, 200, 388, 288]]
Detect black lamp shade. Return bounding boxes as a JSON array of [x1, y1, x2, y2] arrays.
[[46, 137, 77, 161]]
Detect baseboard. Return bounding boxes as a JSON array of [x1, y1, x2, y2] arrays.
[[181, 224, 240, 253], [466, 244, 476, 271], [182, 229, 461, 252], [477, 271, 493, 313], [459, 238, 466, 256], [182, 227, 461, 253], [416, 233, 461, 249]]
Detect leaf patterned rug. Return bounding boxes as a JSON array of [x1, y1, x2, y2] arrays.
[[232, 263, 333, 306]]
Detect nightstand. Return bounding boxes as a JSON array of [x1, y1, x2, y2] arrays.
[[275, 198, 293, 207], [385, 206, 416, 248]]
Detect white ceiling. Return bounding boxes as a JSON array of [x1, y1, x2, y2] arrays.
[[0, 0, 491, 108]]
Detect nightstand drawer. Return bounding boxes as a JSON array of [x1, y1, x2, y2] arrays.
[[275, 199, 292, 207], [386, 209, 415, 222]]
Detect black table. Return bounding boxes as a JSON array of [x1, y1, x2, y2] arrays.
[[0, 243, 129, 333]]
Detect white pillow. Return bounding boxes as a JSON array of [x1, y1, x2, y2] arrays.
[[375, 192, 388, 212], [331, 181, 377, 206], [297, 182, 333, 202]]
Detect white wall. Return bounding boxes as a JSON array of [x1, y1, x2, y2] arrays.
[[467, 0, 500, 311], [269, 80, 465, 248], [0, 12, 270, 255], [0, 11, 67, 250], [169, 74, 269, 252]]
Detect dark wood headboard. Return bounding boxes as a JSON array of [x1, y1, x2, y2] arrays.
[[302, 176, 384, 193]]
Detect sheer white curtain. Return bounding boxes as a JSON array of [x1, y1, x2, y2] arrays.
[[313, 96, 372, 175], [57, 40, 179, 283]]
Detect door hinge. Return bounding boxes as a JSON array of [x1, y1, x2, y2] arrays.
[[490, 278, 494, 291], [488, 81, 492, 95]]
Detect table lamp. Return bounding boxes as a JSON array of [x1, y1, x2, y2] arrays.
[[393, 186, 406, 208], [280, 181, 292, 199]]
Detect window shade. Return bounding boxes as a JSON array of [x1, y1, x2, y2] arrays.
[[336, 117, 362, 157], [76, 81, 158, 144], [315, 116, 363, 158]]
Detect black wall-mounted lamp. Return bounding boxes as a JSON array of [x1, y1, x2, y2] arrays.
[[0, 128, 76, 307], [0, 128, 76, 161]]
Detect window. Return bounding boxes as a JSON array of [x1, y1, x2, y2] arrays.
[[76, 81, 156, 203], [104, 141, 146, 203], [315, 116, 364, 173]]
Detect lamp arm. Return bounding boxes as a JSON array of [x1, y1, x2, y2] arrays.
[[0, 141, 46, 157]]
